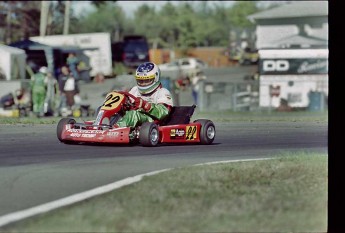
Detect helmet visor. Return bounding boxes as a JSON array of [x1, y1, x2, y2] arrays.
[[137, 79, 154, 87], [136, 74, 155, 87]]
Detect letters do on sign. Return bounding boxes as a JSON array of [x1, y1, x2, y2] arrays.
[[263, 60, 289, 72], [269, 85, 280, 97]]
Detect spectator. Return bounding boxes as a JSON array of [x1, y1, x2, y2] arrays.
[[172, 73, 190, 106], [57, 66, 70, 113], [30, 66, 48, 117], [44, 70, 60, 116], [191, 70, 207, 105], [63, 72, 79, 111], [66, 52, 80, 80]]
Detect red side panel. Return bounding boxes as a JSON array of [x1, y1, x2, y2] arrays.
[[159, 123, 201, 143], [61, 125, 131, 144]]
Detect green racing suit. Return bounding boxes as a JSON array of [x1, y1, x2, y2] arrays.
[[116, 85, 173, 128]]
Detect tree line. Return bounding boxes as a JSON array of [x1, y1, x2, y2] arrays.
[[0, 1, 283, 49]]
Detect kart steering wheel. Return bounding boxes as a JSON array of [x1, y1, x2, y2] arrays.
[[116, 91, 139, 110]]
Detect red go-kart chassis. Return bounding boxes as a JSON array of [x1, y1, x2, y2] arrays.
[[57, 91, 215, 146]]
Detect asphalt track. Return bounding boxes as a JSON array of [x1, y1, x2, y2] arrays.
[[0, 120, 327, 218]]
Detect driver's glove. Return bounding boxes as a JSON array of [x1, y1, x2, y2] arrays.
[[134, 97, 151, 112]]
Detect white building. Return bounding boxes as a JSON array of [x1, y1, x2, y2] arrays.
[[248, 1, 328, 109], [0, 45, 27, 81], [31, 33, 113, 77]]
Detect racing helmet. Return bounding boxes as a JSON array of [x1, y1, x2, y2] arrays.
[[39, 66, 48, 74], [135, 62, 161, 94]]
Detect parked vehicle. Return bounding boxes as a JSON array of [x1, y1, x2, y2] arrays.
[[231, 47, 259, 65], [112, 35, 150, 69], [0, 88, 31, 117], [158, 58, 208, 78]]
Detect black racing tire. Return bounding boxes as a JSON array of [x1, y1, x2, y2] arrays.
[[139, 122, 160, 147], [57, 118, 76, 142], [194, 119, 216, 145]]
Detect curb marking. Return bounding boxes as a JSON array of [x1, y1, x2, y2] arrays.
[[0, 158, 271, 227]]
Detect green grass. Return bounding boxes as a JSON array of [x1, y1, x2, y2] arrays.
[[0, 110, 328, 125], [193, 109, 328, 123], [4, 152, 327, 232]]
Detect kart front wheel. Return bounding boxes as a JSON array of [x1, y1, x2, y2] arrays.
[[194, 119, 216, 145], [139, 122, 159, 147], [57, 118, 76, 142]]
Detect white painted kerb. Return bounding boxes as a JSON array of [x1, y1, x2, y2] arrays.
[[0, 158, 270, 227]]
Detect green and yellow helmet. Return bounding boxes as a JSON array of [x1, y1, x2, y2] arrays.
[[135, 62, 161, 94]]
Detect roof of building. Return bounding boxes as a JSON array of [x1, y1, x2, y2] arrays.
[[248, 1, 328, 21], [8, 39, 51, 50], [269, 34, 328, 48], [0, 44, 26, 54]]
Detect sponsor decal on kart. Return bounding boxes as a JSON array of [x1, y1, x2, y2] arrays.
[[186, 126, 197, 140], [69, 132, 96, 138], [67, 129, 106, 134], [106, 132, 120, 137], [70, 133, 81, 137], [170, 128, 185, 139], [81, 134, 96, 138]]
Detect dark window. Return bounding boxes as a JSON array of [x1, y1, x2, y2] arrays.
[[123, 41, 149, 52]]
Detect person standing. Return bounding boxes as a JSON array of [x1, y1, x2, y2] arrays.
[[57, 66, 70, 111], [191, 70, 207, 106], [30, 66, 48, 117], [44, 70, 60, 116], [62, 71, 79, 111], [66, 52, 80, 80]]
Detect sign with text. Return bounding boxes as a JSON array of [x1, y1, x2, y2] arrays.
[[259, 59, 328, 75]]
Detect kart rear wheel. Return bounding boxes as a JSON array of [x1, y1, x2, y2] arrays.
[[139, 122, 159, 147], [57, 118, 76, 142], [194, 119, 216, 145]]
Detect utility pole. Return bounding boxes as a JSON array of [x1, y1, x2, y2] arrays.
[[63, 0, 71, 35], [40, 1, 50, 37], [5, 2, 12, 44]]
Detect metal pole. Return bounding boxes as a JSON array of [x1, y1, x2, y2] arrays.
[[233, 84, 237, 112], [40, 1, 50, 37], [5, 3, 12, 44], [199, 80, 205, 111], [269, 94, 272, 114], [63, 1, 71, 35]]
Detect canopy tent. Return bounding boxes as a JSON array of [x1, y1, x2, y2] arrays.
[[0, 44, 27, 80], [8, 39, 50, 50], [9, 39, 88, 78]]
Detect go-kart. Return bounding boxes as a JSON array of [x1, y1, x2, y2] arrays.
[[56, 91, 215, 146]]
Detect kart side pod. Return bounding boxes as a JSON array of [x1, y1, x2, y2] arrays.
[[139, 120, 216, 146]]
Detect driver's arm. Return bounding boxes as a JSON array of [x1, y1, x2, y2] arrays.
[[146, 103, 170, 121], [147, 88, 173, 120]]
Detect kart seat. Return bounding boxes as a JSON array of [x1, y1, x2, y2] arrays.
[[161, 105, 196, 126]]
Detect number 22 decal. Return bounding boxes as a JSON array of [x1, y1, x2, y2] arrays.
[[101, 92, 123, 110], [186, 126, 197, 140]]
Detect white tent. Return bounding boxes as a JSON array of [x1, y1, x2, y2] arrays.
[[0, 45, 27, 80]]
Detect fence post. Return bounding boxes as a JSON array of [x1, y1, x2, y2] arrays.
[[199, 80, 205, 111], [232, 84, 237, 112]]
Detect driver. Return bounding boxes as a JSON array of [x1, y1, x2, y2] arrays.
[[115, 62, 173, 128]]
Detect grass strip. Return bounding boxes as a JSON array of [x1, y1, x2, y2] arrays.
[[0, 110, 328, 125], [4, 152, 327, 232]]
